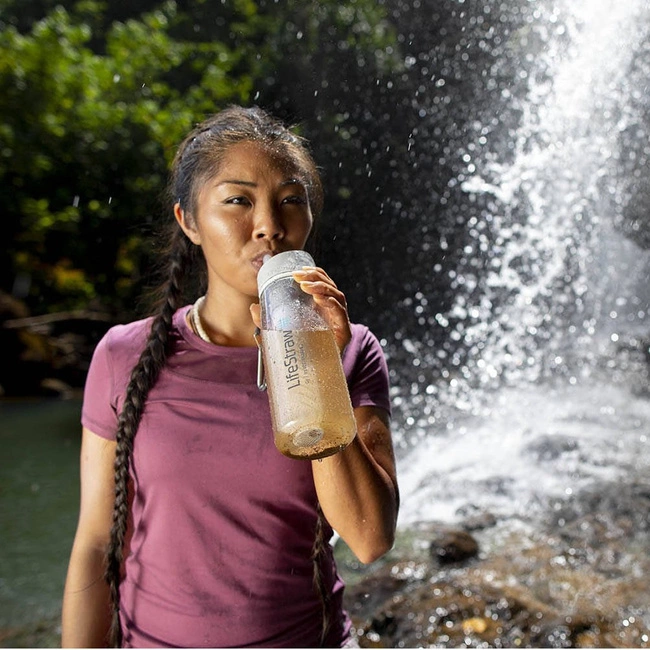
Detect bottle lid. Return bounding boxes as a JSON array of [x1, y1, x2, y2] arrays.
[[257, 250, 315, 296]]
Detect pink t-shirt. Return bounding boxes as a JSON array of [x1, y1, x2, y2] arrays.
[[82, 307, 390, 648]]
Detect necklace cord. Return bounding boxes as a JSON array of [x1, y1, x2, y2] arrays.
[[190, 296, 266, 391], [191, 296, 210, 342]]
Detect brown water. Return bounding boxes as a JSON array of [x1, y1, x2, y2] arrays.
[[262, 329, 356, 459]]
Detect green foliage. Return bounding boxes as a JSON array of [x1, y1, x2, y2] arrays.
[[0, 2, 259, 312], [0, 0, 401, 316]]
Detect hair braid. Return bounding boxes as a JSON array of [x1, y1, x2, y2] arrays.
[[105, 230, 194, 647], [312, 504, 332, 646]]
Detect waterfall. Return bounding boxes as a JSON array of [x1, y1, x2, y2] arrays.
[[394, 0, 650, 526], [449, 0, 649, 386], [390, 0, 650, 450]]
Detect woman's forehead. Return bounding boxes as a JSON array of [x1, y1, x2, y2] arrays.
[[209, 140, 305, 182]]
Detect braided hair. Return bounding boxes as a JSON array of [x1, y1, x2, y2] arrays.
[[104, 106, 330, 646]]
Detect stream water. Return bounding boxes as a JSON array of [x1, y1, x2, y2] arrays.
[[0, 399, 80, 643]]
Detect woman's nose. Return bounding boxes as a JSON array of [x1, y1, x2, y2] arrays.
[[253, 206, 285, 240]]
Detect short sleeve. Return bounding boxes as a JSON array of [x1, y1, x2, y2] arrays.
[[343, 324, 391, 416], [81, 330, 119, 440]]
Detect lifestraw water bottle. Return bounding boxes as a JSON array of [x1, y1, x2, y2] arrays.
[[257, 250, 357, 460]]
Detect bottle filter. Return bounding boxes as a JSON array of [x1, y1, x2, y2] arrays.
[[257, 250, 356, 460]]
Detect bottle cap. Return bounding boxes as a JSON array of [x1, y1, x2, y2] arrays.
[[257, 250, 315, 296]]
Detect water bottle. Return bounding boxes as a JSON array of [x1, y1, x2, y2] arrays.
[[257, 250, 357, 460]]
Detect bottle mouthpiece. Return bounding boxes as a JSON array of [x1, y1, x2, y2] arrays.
[[257, 250, 315, 296]]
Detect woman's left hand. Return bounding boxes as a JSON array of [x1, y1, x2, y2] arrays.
[[292, 266, 352, 354]]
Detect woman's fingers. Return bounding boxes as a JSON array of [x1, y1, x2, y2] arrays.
[[293, 267, 347, 311], [249, 303, 262, 329], [293, 268, 347, 304], [293, 267, 351, 353], [297, 281, 348, 310]]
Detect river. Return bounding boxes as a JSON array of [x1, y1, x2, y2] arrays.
[[0, 399, 81, 646]]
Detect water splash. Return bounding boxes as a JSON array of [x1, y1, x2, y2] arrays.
[[391, 0, 650, 528], [397, 381, 650, 526], [457, 0, 649, 380], [391, 0, 650, 448]]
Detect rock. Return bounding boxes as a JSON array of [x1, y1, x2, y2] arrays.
[[461, 511, 498, 531], [455, 503, 498, 531], [460, 616, 488, 634], [529, 614, 608, 649], [429, 528, 479, 564], [548, 480, 650, 542], [342, 510, 650, 649]]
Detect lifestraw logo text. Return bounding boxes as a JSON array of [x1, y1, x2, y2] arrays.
[[283, 331, 301, 389]]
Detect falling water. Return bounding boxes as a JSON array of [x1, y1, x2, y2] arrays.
[[394, 0, 650, 526], [344, 7, 650, 643]]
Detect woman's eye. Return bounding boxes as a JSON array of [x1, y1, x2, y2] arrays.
[[225, 196, 250, 205], [282, 195, 307, 205]]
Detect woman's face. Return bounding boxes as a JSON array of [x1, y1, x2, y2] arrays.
[[176, 140, 314, 301]]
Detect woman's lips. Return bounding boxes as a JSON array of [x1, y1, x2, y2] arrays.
[[251, 251, 274, 271]]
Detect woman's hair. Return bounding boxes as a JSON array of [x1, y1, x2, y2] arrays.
[[104, 106, 329, 646], [172, 105, 323, 222]]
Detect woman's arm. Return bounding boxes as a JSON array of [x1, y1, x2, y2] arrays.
[[292, 266, 399, 563], [311, 405, 398, 563], [61, 427, 116, 647], [250, 265, 399, 562]]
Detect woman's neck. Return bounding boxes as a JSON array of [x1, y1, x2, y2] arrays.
[[193, 291, 257, 347]]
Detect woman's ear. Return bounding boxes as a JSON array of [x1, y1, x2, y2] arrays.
[[174, 202, 201, 245]]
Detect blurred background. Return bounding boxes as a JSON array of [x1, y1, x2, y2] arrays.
[[1, 0, 649, 646]]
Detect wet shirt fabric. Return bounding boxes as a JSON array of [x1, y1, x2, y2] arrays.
[[81, 307, 391, 648]]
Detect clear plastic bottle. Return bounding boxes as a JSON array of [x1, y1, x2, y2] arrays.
[[257, 250, 357, 460]]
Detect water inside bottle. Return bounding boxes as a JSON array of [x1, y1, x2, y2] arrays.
[[261, 329, 356, 459]]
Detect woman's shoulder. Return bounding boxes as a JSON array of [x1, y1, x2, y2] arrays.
[[93, 313, 163, 374], [95, 307, 190, 368], [344, 322, 388, 370], [348, 322, 383, 353], [101, 315, 155, 351]]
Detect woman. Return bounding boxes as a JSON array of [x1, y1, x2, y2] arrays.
[[61, 106, 399, 648]]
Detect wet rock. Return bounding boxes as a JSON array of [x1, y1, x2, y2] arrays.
[[346, 557, 649, 648], [549, 480, 650, 542], [460, 510, 498, 532], [474, 475, 515, 495], [523, 433, 579, 461], [455, 503, 498, 531], [529, 615, 603, 649], [429, 527, 479, 565], [460, 616, 488, 634], [344, 572, 411, 623], [615, 334, 650, 382], [348, 566, 552, 648], [367, 612, 397, 638], [342, 508, 650, 649]]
